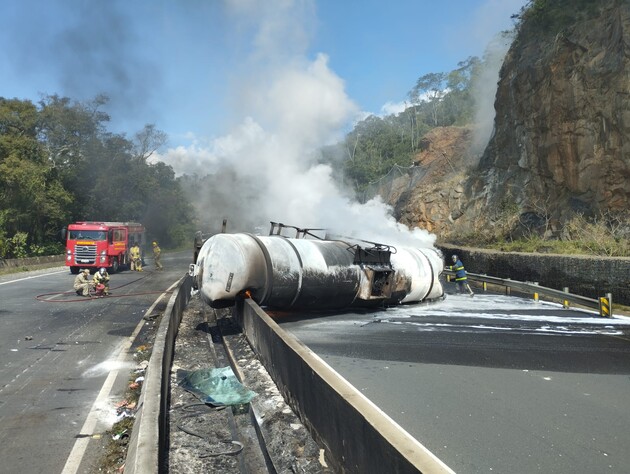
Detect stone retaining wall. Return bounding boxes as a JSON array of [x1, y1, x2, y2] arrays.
[[439, 244, 630, 306]]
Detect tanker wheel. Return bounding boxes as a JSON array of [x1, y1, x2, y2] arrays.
[[70, 266, 80, 274], [111, 258, 119, 274]]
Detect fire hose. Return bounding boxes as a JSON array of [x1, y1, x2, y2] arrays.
[[35, 271, 172, 303]]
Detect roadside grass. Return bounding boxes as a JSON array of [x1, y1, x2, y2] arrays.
[[0, 262, 66, 276], [488, 237, 629, 256]]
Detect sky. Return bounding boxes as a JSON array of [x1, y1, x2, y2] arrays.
[[0, 0, 527, 245]]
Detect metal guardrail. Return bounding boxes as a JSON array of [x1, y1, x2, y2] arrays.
[[443, 269, 613, 318]]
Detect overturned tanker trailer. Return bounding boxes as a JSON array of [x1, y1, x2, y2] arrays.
[[190, 232, 444, 310]]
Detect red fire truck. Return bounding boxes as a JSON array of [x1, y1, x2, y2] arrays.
[[64, 221, 145, 274]]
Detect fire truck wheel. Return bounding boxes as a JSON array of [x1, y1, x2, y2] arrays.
[[111, 258, 119, 274], [70, 266, 80, 275]]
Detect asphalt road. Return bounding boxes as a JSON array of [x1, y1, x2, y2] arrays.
[[0, 251, 191, 474], [276, 290, 630, 474]]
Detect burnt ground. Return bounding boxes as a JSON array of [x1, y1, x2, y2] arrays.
[[167, 293, 333, 473]]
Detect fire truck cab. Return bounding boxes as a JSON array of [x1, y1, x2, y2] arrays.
[[65, 221, 145, 274]]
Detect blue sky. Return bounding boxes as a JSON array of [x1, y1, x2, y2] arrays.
[[1, 0, 526, 150], [0, 0, 528, 241]]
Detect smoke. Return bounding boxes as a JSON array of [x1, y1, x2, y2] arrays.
[[471, 32, 515, 156], [0, 0, 159, 132], [467, 0, 523, 156], [159, 0, 436, 248]]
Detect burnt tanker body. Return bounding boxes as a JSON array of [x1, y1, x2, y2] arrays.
[[191, 232, 444, 311]]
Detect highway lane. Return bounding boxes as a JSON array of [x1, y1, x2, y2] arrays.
[[276, 290, 630, 474], [0, 251, 191, 474]]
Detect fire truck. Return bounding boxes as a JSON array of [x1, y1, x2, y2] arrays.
[[64, 221, 145, 274]]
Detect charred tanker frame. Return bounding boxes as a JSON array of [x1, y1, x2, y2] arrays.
[[190, 222, 445, 311]]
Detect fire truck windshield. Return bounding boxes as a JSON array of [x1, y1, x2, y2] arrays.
[[69, 230, 107, 240]]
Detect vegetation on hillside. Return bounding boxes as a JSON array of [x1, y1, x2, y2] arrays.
[[3, 0, 626, 259], [333, 0, 629, 257], [453, 204, 630, 257], [0, 95, 194, 258], [332, 54, 492, 195]]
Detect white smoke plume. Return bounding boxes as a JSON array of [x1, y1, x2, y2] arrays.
[[157, 0, 436, 249], [467, 0, 523, 155]]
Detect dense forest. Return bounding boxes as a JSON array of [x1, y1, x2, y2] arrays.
[[0, 95, 194, 258]]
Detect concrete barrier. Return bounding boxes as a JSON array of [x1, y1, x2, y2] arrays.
[[235, 298, 454, 474], [124, 275, 192, 474], [125, 278, 453, 473]]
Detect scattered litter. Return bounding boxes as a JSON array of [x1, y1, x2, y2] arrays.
[[11, 349, 18, 352], [116, 400, 129, 409], [115, 412, 134, 422], [319, 449, 328, 468], [112, 429, 128, 440], [178, 367, 257, 406], [134, 376, 145, 384], [25, 336, 33, 341]]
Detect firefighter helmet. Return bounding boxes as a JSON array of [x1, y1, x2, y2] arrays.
[[99, 267, 106, 275], [451, 255, 458, 262], [152, 241, 157, 246]]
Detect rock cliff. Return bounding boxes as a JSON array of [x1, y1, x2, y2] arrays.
[[389, 0, 630, 240]]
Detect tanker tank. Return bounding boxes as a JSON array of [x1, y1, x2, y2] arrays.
[[190, 232, 444, 310]]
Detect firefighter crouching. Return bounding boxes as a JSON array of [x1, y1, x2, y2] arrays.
[[93, 267, 110, 296], [130, 242, 143, 272], [73, 269, 92, 297]]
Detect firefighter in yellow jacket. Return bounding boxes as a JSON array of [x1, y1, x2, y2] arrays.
[[93, 267, 110, 296], [130, 242, 142, 271], [152, 241, 163, 271], [73, 269, 92, 297]]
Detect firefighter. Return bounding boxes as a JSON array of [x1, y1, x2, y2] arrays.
[[130, 242, 143, 272], [93, 267, 110, 296], [73, 268, 92, 297], [152, 241, 163, 271], [446, 254, 474, 296]]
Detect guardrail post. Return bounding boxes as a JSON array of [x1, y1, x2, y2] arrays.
[[599, 293, 613, 318], [505, 286, 511, 296], [534, 292, 539, 302], [563, 287, 570, 308], [482, 281, 487, 292]]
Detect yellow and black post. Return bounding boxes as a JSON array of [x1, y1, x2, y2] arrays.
[[599, 293, 612, 318]]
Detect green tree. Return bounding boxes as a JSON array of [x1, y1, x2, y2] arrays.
[[408, 72, 447, 126], [0, 94, 193, 255], [0, 98, 72, 245]]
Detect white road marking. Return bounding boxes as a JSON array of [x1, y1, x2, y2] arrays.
[[0, 269, 67, 285], [61, 280, 179, 474]]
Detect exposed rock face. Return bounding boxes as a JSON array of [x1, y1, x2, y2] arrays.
[[471, 0, 630, 228], [388, 1, 629, 239], [373, 126, 475, 235]]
